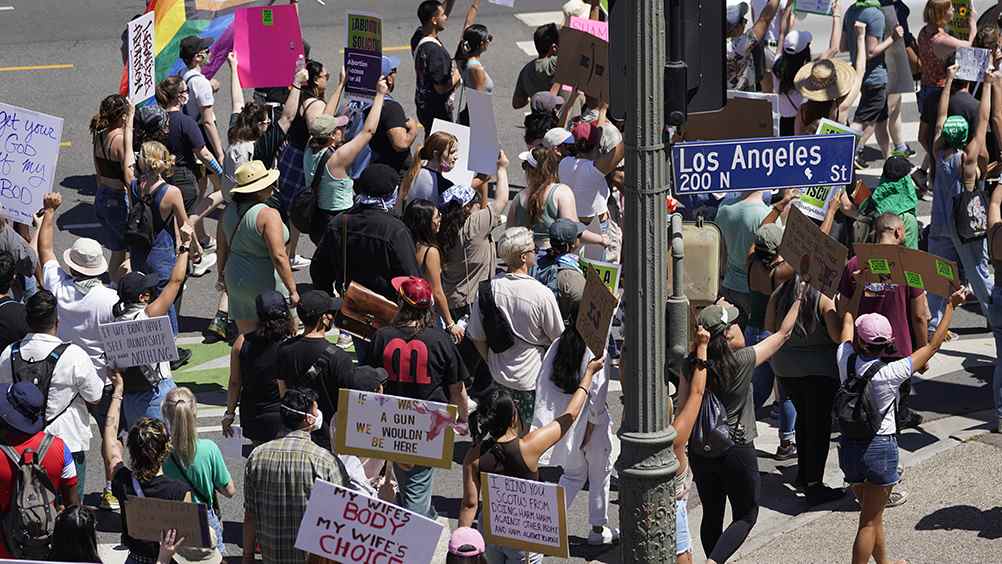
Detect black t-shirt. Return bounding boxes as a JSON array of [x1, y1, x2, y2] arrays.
[[277, 336, 355, 443], [368, 98, 410, 173], [111, 464, 191, 559], [410, 29, 453, 120], [238, 333, 285, 443], [919, 89, 980, 128], [368, 326, 466, 404], [0, 297, 29, 353], [166, 110, 205, 172]]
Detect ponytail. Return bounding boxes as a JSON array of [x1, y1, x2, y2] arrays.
[[89, 94, 129, 135], [399, 131, 458, 202], [161, 387, 198, 467], [454, 25, 491, 70], [473, 388, 517, 454]]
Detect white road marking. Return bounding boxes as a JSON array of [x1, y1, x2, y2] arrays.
[[515, 40, 536, 58], [513, 11, 564, 28], [0, 7, 14, 12]]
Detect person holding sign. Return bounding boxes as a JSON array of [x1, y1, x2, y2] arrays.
[[916, 0, 977, 115], [90, 94, 133, 282]]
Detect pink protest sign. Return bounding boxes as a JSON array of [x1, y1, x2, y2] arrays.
[[569, 16, 609, 42], [233, 5, 304, 88]]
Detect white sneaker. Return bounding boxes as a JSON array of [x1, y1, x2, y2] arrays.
[[199, 237, 217, 253], [290, 254, 311, 271], [587, 526, 620, 546], [190, 252, 217, 277]]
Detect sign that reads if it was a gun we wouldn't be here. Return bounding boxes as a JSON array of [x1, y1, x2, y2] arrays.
[[0, 103, 63, 224]]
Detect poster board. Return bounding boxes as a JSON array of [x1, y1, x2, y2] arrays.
[[489, 0, 515, 5], [554, 27, 609, 103], [579, 256, 621, 293], [791, 119, 860, 221], [481, 472, 569, 558], [0, 103, 64, 224], [576, 269, 619, 356], [344, 12, 382, 99], [233, 6, 304, 89], [956, 47, 990, 82], [853, 244, 961, 297], [127, 12, 156, 104], [779, 206, 848, 297], [465, 89, 499, 175], [949, 0, 971, 40], [295, 479, 444, 564], [430, 119, 476, 186], [569, 16, 608, 41], [682, 91, 778, 141], [334, 389, 458, 469], [795, 0, 834, 15], [124, 496, 212, 548], [99, 315, 178, 369]]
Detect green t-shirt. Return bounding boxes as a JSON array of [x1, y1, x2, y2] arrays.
[[163, 438, 232, 507]]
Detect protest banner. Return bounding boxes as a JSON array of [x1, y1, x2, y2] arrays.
[[569, 15, 609, 41], [127, 12, 156, 104], [577, 269, 619, 356], [233, 5, 304, 89], [554, 27, 609, 103], [124, 496, 212, 548], [0, 103, 63, 224], [949, 0, 971, 39], [98, 315, 178, 369], [295, 479, 444, 564], [779, 206, 848, 297], [430, 119, 476, 186], [579, 256, 621, 293], [335, 389, 459, 469], [956, 47, 990, 82], [481, 473, 569, 558], [795, 0, 834, 15], [854, 244, 961, 297], [682, 91, 777, 141], [465, 89, 499, 175], [344, 12, 383, 99]]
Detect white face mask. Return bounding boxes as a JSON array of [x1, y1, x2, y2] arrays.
[[285, 406, 323, 432]]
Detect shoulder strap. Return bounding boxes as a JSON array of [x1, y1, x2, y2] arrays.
[[311, 147, 334, 193], [340, 212, 350, 293], [170, 452, 218, 510], [0, 444, 20, 466], [228, 203, 257, 245], [307, 345, 339, 411], [35, 433, 54, 460]]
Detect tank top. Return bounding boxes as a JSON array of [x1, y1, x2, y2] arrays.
[[770, 292, 838, 379], [94, 131, 126, 183], [460, 59, 495, 94], [917, 26, 948, 88], [511, 184, 562, 249], [286, 96, 323, 150], [304, 146, 355, 211], [477, 439, 537, 480]]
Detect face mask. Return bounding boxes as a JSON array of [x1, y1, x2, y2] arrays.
[[439, 158, 454, 172], [285, 406, 323, 431]]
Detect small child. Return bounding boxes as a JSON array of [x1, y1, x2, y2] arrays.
[[447, 528, 488, 564]]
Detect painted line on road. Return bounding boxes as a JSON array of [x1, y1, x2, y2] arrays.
[[0, 6, 14, 12], [0, 63, 74, 73], [513, 11, 564, 27]]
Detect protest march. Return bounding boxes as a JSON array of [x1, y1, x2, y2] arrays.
[[2, 0, 1002, 563]]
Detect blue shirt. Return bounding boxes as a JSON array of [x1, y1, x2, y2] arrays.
[[844, 5, 888, 88], [931, 150, 963, 237]]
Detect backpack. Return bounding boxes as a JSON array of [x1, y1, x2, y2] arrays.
[[11, 342, 73, 426], [689, 388, 734, 458], [289, 147, 333, 235], [125, 190, 156, 252], [954, 187, 989, 243], [0, 433, 59, 559], [476, 279, 516, 354], [833, 353, 894, 440]]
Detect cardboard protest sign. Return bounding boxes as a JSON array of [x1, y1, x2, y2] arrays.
[[465, 89, 499, 175], [0, 103, 63, 224], [779, 206, 848, 297], [128, 12, 156, 104], [554, 27, 609, 103], [577, 269, 619, 356], [569, 16, 609, 41], [99, 315, 178, 369], [344, 12, 383, 98], [949, 0, 971, 39], [335, 389, 459, 469], [853, 244, 961, 297], [233, 5, 304, 89], [956, 47, 990, 82], [124, 496, 212, 548], [481, 473, 569, 558], [430, 119, 476, 186], [682, 91, 777, 140], [795, 0, 834, 15], [579, 257, 621, 293]]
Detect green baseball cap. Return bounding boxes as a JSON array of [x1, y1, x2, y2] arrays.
[[697, 303, 740, 337], [942, 115, 969, 149]]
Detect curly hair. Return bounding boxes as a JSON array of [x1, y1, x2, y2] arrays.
[[89, 94, 129, 135], [126, 417, 171, 482], [137, 141, 175, 177]]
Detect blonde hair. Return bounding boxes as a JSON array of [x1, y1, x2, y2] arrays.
[[923, 0, 952, 27], [400, 131, 458, 202], [496, 226, 535, 264], [162, 387, 198, 467], [137, 141, 175, 177]]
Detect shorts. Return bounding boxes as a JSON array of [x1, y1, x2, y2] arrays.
[[853, 85, 889, 125], [676, 498, 691, 555], [838, 434, 900, 487], [165, 166, 199, 212], [94, 186, 129, 252]]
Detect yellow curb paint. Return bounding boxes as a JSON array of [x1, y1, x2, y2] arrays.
[[59, 141, 71, 148], [0, 63, 74, 73]]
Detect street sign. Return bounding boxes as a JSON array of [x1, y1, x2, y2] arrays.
[[670, 134, 857, 194]]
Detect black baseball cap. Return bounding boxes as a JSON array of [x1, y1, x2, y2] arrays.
[[180, 36, 213, 63], [549, 218, 586, 245], [118, 271, 159, 303], [256, 290, 290, 321], [347, 366, 389, 392], [356, 164, 401, 198], [296, 290, 341, 321]]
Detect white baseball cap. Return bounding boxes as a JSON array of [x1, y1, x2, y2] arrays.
[[783, 30, 813, 55]]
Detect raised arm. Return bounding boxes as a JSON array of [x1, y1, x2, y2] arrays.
[[102, 372, 125, 477], [462, 0, 480, 33], [36, 192, 61, 274], [751, 0, 782, 44], [123, 102, 136, 186], [673, 327, 709, 446], [933, 64, 958, 148], [279, 66, 309, 133], [839, 21, 869, 112], [964, 72, 994, 166], [521, 356, 604, 460], [490, 151, 511, 215], [911, 287, 967, 372], [228, 52, 246, 112], [822, 0, 843, 59], [331, 77, 389, 170], [321, 68, 347, 118], [145, 225, 192, 317], [753, 281, 804, 366]]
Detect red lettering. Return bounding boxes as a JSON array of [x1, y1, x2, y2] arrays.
[[319, 534, 350, 558], [382, 338, 431, 385]]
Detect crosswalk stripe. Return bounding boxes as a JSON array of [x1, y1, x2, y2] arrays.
[[516, 40, 536, 57], [513, 11, 564, 28]]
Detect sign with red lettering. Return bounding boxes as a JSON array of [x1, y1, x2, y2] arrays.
[[296, 479, 444, 564], [334, 389, 459, 469]]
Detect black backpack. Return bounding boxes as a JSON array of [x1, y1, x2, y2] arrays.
[[125, 191, 156, 252], [954, 187, 989, 243], [11, 342, 73, 426], [834, 353, 893, 440], [1, 433, 59, 559], [476, 279, 516, 354], [290, 148, 333, 235], [689, 388, 734, 458]]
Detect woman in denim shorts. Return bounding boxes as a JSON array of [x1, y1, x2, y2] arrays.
[[834, 287, 966, 564]]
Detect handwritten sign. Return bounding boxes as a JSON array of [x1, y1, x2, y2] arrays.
[[555, 27, 609, 103], [779, 206, 848, 297], [124, 496, 212, 548], [0, 103, 63, 225], [234, 5, 304, 89], [569, 16, 608, 41], [295, 479, 444, 564], [791, 119, 859, 221], [577, 269, 619, 356], [334, 389, 458, 469], [854, 244, 960, 297], [579, 257, 621, 293], [465, 89, 499, 175], [345, 12, 383, 99], [956, 47, 990, 82], [481, 473, 569, 558], [98, 315, 178, 369], [430, 119, 476, 186], [949, 0, 971, 40], [795, 0, 834, 15], [127, 12, 156, 104]]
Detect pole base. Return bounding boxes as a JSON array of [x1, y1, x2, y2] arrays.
[[616, 427, 680, 563]]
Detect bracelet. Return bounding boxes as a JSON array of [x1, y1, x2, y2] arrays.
[[111, 395, 124, 401], [291, 85, 301, 90], [688, 354, 708, 369], [446, 323, 456, 330], [177, 245, 190, 255], [577, 385, 589, 394]]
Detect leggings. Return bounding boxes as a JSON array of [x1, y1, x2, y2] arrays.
[[780, 375, 837, 486], [690, 443, 760, 562]]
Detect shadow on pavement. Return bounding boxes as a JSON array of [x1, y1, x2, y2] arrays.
[[61, 174, 97, 197], [915, 505, 1002, 540]]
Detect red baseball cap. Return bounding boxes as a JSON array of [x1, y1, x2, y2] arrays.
[[571, 120, 602, 146], [391, 276, 433, 309]]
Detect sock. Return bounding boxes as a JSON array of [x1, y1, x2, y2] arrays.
[[895, 143, 908, 152]]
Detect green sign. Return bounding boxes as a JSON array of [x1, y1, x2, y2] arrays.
[[904, 271, 924, 289], [868, 258, 892, 275], [579, 257, 621, 294], [935, 259, 955, 280], [262, 8, 273, 26]]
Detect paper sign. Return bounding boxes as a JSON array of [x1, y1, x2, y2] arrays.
[[554, 27, 609, 103], [956, 47, 990, 82], [124, 496, 212, 548], [218, 425, 245, 458], [98, 315, 178, 369], [334, 389, 458, 469], [0, 103, 64, 224], [795, 0, 834, 15], [579, 257, 621, 293], [816, 118, 859, 137], [430, 119, 476, 186], [234, 5, 304, 89], [854, 244, 961, 297], [127, 12, 156, 104], [295, 479, 444, 564], [481, 473, 569, 558], [344, 13, 383, 99], [465, 89, 499, 175], [779, 206, 849, 297], [949, 0, 971, 39], [793, 119, 860, 221], [577, 269, 619, 356], [569, 16, 609, 42], [488, 0, 515, 6]]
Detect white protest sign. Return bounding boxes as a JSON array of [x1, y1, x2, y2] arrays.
[[793, 118, 860, 221], [489, 0, 515, 6], [218, 426, 245, 458], [956, 47, 990, 82], [795, 0, 834, 15], [335, 389, 458, 469], [465, 89, 499, 175], [481, 473, 569, 558], [98, 315, 178, 369], [295, 479, 444, 564], [0, 104, 63, 224], [127, 12, 156, 104], [430, 119, 476, 186]]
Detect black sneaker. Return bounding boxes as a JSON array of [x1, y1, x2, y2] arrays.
[[170, 348, 192, 371], [806, 484, 846, 506], [896, 410, 924, 431]]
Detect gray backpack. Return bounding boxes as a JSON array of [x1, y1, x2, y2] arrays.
[[1, 433, 58, 559]]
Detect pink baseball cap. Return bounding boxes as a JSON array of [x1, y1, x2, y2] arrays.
[[855, 313, 894, 345], [448, 527, 486, 556]]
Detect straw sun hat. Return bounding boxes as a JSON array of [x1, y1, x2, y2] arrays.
[[230, 160, 280, 195], [794, 59, 857, 102]]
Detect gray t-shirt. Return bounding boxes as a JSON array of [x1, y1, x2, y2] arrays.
[[844, 5, 888, 88], [705, 346, 758, 444], [514, 56, 558, 101]]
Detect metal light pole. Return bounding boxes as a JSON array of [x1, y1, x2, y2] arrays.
[[614, 0, 679, 561]]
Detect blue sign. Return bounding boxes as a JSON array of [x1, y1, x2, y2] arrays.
[[671, 134, 857, 194]]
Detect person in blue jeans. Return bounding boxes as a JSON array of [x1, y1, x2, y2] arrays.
[[985, 180, 1002, 433], [90, 93, 132, 283]]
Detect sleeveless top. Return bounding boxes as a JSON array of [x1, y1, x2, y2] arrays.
[[917, 26, 948, 88], [746, 261, 778, 329], [94, 131, 126, 184], [511, 184, 562, 249], [460, 59, 495, 94], [304, 146, 355, 212], [931, 150, 963, 237], [770, 292, 838, 380], [287, 96, 323, 150], [477, 439, 537, 481], [222, 202, 288, 259]]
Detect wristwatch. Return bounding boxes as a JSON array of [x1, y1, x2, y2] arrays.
[[177, 245, 190, 255]]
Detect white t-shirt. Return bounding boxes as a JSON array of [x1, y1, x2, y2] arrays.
[[751, 0, 789, 45], [835, 342, 913, 436], [182, 68, 214, 124], [0, 333, 104, 452], [42, 260, 118, 382], [223, 140, 254, 201], [557, 157, 610, 219], [467, 273, 565, 391], [775, 83, 804, 119]]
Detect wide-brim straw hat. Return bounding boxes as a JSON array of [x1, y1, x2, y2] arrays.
[[230, 160, 280, 195], [794, 58, 856, 103]]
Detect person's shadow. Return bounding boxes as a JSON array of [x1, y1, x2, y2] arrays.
[[915, 504, 1002, 540]]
